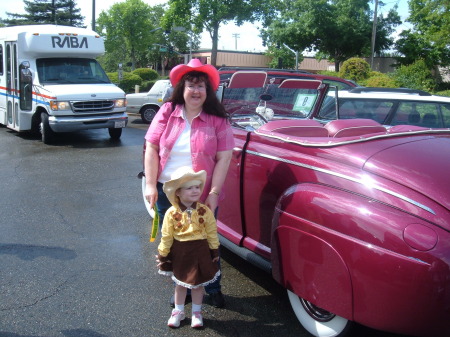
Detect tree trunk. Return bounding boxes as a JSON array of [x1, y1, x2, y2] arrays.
[[210, 24, 220, 67]]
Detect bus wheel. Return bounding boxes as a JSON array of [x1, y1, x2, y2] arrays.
[[108, 127, 122, 140], [40, 113, 56, 144]]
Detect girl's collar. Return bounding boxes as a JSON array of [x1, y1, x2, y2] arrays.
[[178, 201, 197, 212]]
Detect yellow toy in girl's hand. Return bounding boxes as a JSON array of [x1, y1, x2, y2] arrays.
[[149, 205, 159, 242]]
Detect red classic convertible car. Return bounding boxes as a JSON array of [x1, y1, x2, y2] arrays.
[[141, 72, 450, 337]]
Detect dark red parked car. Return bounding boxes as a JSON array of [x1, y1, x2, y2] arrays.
[[141, 72, 450, 337]]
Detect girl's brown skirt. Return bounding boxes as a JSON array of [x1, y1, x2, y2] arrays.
[[159, 239, 220, 289]]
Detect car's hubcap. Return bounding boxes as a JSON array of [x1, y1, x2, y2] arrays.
[[300, 298, 336, 322]]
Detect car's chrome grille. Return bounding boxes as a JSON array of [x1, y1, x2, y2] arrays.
[[71, 100, 115, 113]]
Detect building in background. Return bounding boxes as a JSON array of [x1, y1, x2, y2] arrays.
[[190, 49, 398, 74]]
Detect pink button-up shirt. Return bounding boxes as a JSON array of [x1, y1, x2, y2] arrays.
[[145, 102, 235, 202]]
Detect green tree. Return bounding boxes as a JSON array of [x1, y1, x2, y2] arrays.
[[97, 0, 163, 71], [97, 0, 193, 73], [3, 0, 84, 27], [264, 0, 400, 72], [265, 44, 301, 69], [409, 0, 450, 49], [395, 0, 450, 68], [163, 0, 272, 67]]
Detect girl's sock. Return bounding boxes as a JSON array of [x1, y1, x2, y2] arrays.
[[192, 303, 202, 312], [175, 304, 185, 312]]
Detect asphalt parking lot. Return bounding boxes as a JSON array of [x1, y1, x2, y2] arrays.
[[0, 115, 412, 337]]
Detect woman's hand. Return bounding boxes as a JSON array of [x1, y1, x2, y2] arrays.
[[212, 256, 219, 263], [144, 141, 160, 209], [145, 183, 158, 209], [205, 192, 218, 212]]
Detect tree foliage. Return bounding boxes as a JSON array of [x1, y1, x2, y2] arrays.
[[163, 0, 273, 66], [3, 0, 84, 27], [97, 0, 194, 72], [408, 0, 450, 48], [395, 0, 450, 68], [264, 0, 400, 72], [97, 0, 167, 72]]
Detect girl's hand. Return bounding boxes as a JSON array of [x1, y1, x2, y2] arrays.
[[212, 256, 219, 263], [155, 254, 171, 267]]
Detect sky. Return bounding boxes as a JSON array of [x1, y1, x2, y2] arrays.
[[0, 0, 411, 53]]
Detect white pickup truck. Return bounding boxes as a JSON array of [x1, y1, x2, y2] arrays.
[[126, 79, 171, 123]]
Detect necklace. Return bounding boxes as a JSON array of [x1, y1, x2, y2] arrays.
[[184, 206, 194, 224]]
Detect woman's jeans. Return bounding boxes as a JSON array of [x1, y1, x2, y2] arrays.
[[156, 182, 222, 294]]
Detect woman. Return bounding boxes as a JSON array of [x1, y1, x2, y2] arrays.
[[144, 58, 234, 308]]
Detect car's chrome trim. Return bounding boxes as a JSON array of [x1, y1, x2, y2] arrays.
[[255, 129, 450, 147], [246, 150, 436, 215]]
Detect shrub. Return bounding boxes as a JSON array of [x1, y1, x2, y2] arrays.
[[434, 90, 450, 97], [317, 70, 340, 77], [340, 58, 371, 82], [361, 72, 398, 88], [140, 80, 158, 92], [132, 68, 159, 81], [118, 72, 143, 93], [106, 72, 119, 84], [393, 59, 436, 91]]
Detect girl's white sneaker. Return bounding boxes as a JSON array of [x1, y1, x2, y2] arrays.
[[191, 311, 203, 328], [167, 309, 185, 328]]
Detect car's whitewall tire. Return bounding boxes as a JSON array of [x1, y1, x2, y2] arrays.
[[287, 290, 351, 337]]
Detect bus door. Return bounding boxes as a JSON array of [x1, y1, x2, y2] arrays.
[[5, 41, 19, 130]]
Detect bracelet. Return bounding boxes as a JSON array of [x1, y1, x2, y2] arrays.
[[209, 190, 220, 196]]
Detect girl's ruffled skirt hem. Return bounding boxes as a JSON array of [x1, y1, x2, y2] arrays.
[[172, 270, 221, 289]]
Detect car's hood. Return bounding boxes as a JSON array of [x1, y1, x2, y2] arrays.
[[363, 136, 450, 215], [40, 84, 125, 99]]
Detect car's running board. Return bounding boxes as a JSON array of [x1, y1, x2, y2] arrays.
[[219, 234, 272, 274]]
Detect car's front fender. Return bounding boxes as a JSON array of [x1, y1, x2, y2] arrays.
[[271, 182, 450, 336]]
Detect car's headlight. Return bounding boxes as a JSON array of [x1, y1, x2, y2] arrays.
[[115, 99, 126, 108], [49, 101, 70, 111]]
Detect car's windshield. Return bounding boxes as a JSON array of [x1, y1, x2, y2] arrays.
[[37, 58, 111, 85], [223, 85, 319, 120]]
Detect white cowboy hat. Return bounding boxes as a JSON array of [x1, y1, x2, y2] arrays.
[[163, 167, 207, 207]]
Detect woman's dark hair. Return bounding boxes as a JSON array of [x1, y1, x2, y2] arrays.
[[169, 71, 228, 119]]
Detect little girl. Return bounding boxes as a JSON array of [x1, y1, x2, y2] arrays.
[[157, 167, 220, 328]]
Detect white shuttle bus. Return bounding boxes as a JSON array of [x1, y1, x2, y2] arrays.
[[0, 25, 127, 144]]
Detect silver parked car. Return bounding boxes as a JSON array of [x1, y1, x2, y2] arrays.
[[126, 79, 171, 123], [316, 87, 450, 128]]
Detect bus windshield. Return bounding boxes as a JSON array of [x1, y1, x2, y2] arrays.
[[36, 58, 111, 85]]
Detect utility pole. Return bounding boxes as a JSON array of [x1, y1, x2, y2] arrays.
[[232, 33, 240, 50], [52, 0, 56, 24], [370, 0, 379, 69], [92, 0, 96, 31]]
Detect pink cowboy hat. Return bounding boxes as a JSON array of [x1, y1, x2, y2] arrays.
[[169, 58, 220, 90]]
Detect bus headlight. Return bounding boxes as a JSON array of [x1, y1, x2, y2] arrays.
[[115, 99, 126, 108], [50, 101, 70, 111]]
